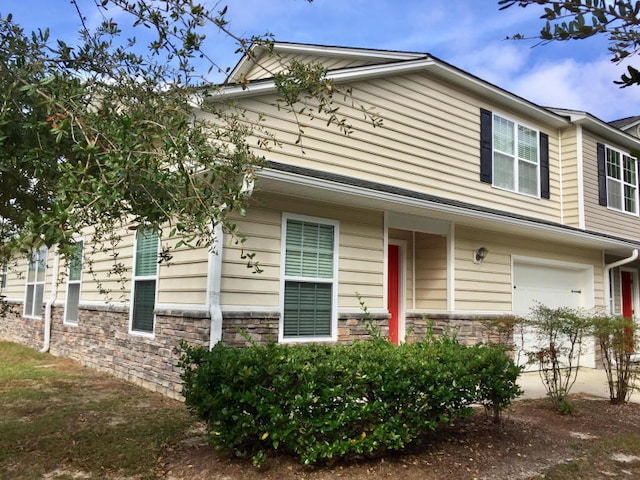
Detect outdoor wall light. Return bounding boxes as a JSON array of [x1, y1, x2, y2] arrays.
[[473, 247, 489, 264]]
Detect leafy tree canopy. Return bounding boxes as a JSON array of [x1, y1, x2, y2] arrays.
[[499, 0, 640, 87], [1, 0, 364, 274]]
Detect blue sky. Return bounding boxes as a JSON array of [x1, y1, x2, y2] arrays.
[[3, 0, 640, 122]]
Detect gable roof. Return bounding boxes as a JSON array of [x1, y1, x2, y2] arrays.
[[609, 115, 640, 130], [227, 42, 426, 83], [551, 108, 640, 151], [216, 42, 570, 130]]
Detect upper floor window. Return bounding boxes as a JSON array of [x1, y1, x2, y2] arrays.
[[24, 246, 47, 318], [480, 108, 550, 199], [606, 146, 638, 214], [281, 214, 338, 341], [130, 229, 159, 334], [64, 240, 84, 324], [493, 115, 539, 196]]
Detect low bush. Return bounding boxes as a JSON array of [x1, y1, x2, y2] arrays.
[[592, 314, 639, 404], [179, 334, 521, 466]]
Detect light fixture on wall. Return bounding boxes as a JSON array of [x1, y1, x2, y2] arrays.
[[473, 247, 489, 264]]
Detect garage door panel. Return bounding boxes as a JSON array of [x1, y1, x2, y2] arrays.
[[513, 262, 595, 369]]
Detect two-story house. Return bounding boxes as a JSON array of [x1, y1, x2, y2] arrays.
[[2, 42, 640, 398]]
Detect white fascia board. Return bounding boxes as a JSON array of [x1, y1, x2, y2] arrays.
[[215, 58, 437, 100], [550, 108, 640, 151], [258, 166, 640, 251], [214, 57, 569, 129], [272, 42, 425, 61]]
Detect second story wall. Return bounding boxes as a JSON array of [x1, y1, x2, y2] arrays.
[[582, 129, 640, 242], [559, 126, 581, 228], [223, 70, 565, 226]]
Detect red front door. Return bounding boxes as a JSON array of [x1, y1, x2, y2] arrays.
[[388, 244, 400, 345], [622, 271, 633, 318], [621, 271, 634, 351]]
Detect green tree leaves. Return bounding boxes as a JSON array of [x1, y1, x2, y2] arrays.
[[499, 0, 640, 87]]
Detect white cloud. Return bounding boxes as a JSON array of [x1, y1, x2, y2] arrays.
[[504, 56, 640, 121]]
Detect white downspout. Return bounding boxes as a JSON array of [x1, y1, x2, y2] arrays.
[[208, 174, 255, 349], [208, 222, 224, 349], [41, 247, 60, 353], [604, 249, 639, 314]]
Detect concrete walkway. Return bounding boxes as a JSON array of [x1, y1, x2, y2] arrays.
[[518, 368, 640, 403]]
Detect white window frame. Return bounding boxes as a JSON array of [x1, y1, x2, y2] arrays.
[[24, 246, 48, 318], [129, 229, 159, 336], [64, 239, 84, 325], [605, 144, 638, 215], [0, 260, 7, 291], [279, 213, 339, 343], [492, 113, 540, 197]]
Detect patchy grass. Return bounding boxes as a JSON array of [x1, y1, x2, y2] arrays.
[[537, 432, 640, 479], [3, 340, 640, 480], [0, 341, 195, 480]]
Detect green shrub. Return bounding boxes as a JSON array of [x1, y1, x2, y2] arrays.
[[525, 305, 591, 412], [592, 314, 639, 404], [179, 335, 521, 465]]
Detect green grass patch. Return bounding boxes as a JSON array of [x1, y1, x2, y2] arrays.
[[0, 341, 195, 480], [540, 433, 640, 479]]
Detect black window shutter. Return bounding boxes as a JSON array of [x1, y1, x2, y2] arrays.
[[480, 108, 492, 184], [540, 132, 550, 199], [597, 142, 607, 206]]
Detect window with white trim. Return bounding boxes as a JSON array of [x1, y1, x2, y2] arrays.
[[606, 146, 638, 214], [492, 114, 539, 196], [24, 246, 47, 317], [0, 260, 7, 290], [282, 215, 338, 340], [131, 229, 159, 334], [64, 240, 83, 324]]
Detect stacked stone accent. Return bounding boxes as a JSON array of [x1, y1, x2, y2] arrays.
[[2, 303, 516, 398], [0, 301, 44, 349], [1, 302, 211, 399], [405, 313, 493, 346]]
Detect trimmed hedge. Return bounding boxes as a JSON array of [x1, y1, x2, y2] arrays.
[[179, 335, 521, 465]]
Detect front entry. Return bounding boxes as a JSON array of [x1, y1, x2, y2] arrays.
[[621, 270, 634, 319], [621, 270, 635, 351], [387, 243, 401, 345]]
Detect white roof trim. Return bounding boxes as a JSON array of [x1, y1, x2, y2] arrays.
[[215, 57, 569, 128], [271, 42, 425, 61], [549, 108, 640, 150], [257, 166, 640, 252], [227, 42, 424, 83]]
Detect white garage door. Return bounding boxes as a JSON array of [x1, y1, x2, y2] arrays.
[[513, 261, 595, 369]]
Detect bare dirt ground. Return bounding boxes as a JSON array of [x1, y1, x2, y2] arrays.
[[159, 395, 640, 480]]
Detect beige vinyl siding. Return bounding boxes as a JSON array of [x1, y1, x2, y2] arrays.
[[415, 233, 447, 310], [221, 202, 282, 308], [228, 72, 563, 224], [156, 247, 208, 305], [455, 225, 604, 312], [242, 52, 393, 81], [77, 229, 134, 303], [582, 130, 640, 242], [2, 256, 29, 302], [221, 193, 384, 310], [560, 127, 581, 227]]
